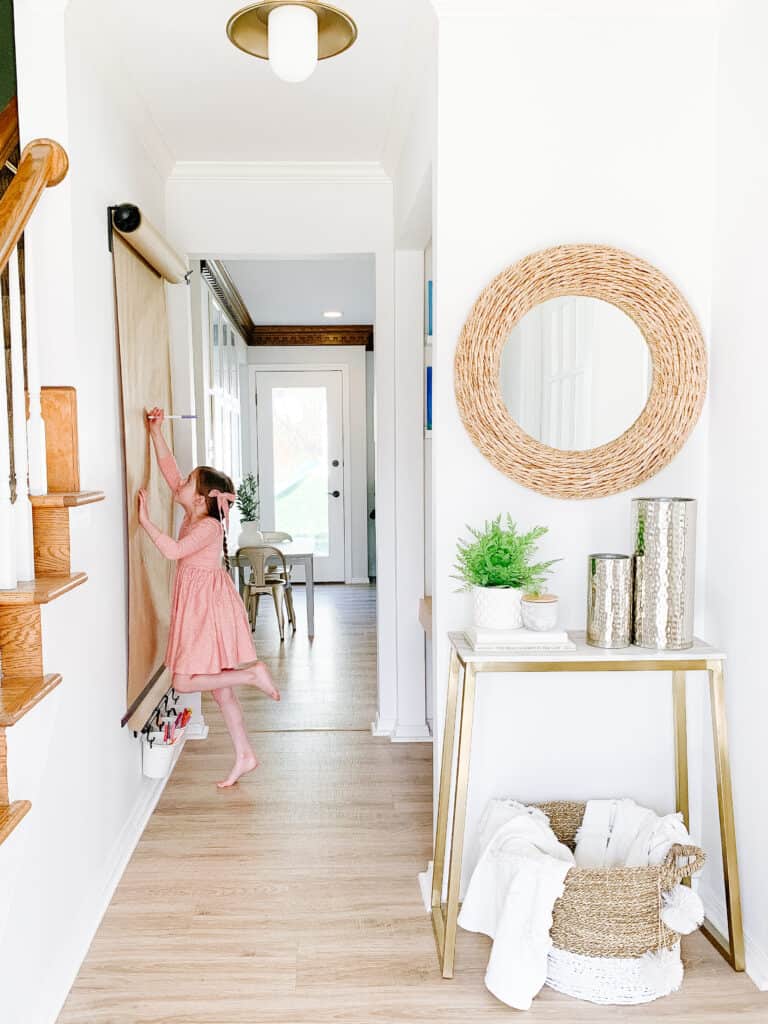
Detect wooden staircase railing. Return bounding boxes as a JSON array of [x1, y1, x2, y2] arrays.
[[0, 96, 19, 169], [0, 138, 68, 276], [0, 97, 102, 847]]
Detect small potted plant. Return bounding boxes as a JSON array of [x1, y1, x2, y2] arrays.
[[454, 515, 558, 629], [236, 473, 261, 548]]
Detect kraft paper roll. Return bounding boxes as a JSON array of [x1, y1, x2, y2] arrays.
[[112, 204, 187, 284]]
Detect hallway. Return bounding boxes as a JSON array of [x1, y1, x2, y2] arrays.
[[59, 586, 763, 1022]]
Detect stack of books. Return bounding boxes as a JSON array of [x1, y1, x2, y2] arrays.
[[464, 626, 576, 652]]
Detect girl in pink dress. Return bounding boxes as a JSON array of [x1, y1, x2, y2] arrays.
[[137, 406, 279, 788]]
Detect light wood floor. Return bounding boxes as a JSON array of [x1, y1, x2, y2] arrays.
[[59, 585, 765, 1022]]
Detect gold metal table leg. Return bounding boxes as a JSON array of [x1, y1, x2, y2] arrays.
[[431, 648, 461, 971], [701, 659, 745, 971], [672, 670, 690, 832], [441, 663, 477, 978]]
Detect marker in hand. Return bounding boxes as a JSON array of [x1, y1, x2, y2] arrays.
[[148, 413, 196, 420]]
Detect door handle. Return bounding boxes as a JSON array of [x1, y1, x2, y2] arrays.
[[328, 490, 341, 498]]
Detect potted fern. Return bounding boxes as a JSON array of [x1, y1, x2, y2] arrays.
[[454, 515, 558, 629], [236, 473, 261, 548]]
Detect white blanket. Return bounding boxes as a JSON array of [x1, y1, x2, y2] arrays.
[[574, 798, 690, 868], [459, 798, 704, 1010], [458, 802, 574, 1010]]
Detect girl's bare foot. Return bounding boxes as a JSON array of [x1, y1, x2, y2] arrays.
[[248, 661, 280, 701], [216, 751, 259, 788]]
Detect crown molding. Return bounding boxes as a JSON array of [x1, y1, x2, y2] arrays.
[[200, 260, 254, 343], [169, 161, 391, 185], [431, 0, 712, 15]]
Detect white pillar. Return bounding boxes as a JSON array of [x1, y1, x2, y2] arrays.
[[8, 250, 35, 582], [391, 250, 430, 741], [371, 246, 399, 737]]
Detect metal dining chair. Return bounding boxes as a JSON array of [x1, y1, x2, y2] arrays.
[[261, 532, 294, 585], [236, 545, 297, 641]]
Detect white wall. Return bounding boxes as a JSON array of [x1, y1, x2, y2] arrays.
[[0, 5, 178, 1021], [245, 345, 370, 584], [699, 0, 768, 987], [431, 1, 716, 900], [165, 173, 402, 735]]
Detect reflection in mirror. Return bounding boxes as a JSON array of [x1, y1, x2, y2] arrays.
[[499, 297, 652, 451]]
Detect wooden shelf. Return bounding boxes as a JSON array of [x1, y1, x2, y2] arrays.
[[30, 491, 104, 575], [0, 674, 63, 726], [0, 573, 87, 606], [0, 801, 31, 845], [29, 490, 104, 508]]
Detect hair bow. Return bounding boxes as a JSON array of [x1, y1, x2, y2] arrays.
[[209, 489, 236, 530]]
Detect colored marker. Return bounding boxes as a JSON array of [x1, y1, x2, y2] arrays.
[[147, 413, 197, 420]]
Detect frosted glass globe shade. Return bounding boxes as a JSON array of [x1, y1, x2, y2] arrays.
[[268, 5, 318, 83]]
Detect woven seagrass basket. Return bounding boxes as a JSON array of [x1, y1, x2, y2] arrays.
[[536, 801, 705, 958]]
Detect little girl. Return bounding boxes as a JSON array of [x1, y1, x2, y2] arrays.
[[137, 406, 279, 788]]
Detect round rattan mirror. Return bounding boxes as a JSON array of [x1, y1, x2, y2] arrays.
[[454, 244, 707, 499]]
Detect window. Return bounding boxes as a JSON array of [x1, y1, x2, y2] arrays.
[[205, 294, 243, 483]]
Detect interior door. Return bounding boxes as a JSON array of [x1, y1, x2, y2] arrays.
[[255, 370, 345, 582]]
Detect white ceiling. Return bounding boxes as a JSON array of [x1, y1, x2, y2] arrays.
[[75, 0, 433, 165], [225, 256, 376, 324]]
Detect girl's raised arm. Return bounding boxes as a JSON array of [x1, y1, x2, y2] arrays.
[[146, 407, 183, 492]]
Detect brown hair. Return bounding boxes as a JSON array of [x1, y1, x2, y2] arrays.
[[195, 466, 236, 570]]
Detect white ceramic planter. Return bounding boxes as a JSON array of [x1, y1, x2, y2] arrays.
[[237, 521, 263, 549], [471, 585, 523, 630]]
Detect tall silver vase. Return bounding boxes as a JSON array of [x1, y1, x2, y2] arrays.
[[586, 554, 633, 648], [632, 498, 697, 650]]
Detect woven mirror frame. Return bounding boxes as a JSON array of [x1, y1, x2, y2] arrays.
[[454, 244, 708, 500]]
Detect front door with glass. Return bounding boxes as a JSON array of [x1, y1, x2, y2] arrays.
[[255, 369, 345, 582]]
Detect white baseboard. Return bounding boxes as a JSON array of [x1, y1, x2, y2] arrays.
[[391, 722, 433, 743], [48, 744, 184, 1023], [698, 883, 768, 990], [347, 577, 371, 585], [418, 861, 433, 912], [370, 713, 395, 737]]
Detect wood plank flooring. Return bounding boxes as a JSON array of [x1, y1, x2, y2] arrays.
[[59, 584, 766, 1022]]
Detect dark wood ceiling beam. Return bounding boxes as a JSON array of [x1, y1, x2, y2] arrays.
[[251, 324, 374, 350]]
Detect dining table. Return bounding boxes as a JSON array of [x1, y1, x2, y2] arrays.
[[233, 540, 316, 637]]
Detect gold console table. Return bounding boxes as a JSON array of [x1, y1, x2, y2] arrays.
[[432, 631, 744, 978]]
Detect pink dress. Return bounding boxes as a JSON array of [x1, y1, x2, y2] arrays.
[[144, 453, 257, 676]]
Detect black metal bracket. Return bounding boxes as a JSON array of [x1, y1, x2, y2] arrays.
[[107, 203, 141, 254], [107, 205, 117, 253]]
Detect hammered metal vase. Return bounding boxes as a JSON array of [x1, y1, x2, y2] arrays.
[[586, 554, 633, 648], [632, 497, 697, 650]]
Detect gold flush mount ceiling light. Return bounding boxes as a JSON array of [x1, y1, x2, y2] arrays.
[[227, 1, 358, 83]]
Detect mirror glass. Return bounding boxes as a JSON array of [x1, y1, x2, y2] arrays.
[[499, 296, 652, 451]]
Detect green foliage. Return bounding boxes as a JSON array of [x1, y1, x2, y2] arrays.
[[236, 473, 260, 523], [454, 515, 558, 591]]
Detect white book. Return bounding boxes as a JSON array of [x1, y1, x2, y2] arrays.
[[465, 626, 572, 648], [468, 644, 577, 654]]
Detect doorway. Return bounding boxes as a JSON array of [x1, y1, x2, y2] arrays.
[[254, 368, 346, 583]]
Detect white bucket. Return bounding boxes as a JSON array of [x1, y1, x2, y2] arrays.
[[141, 731, 184, 779]]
